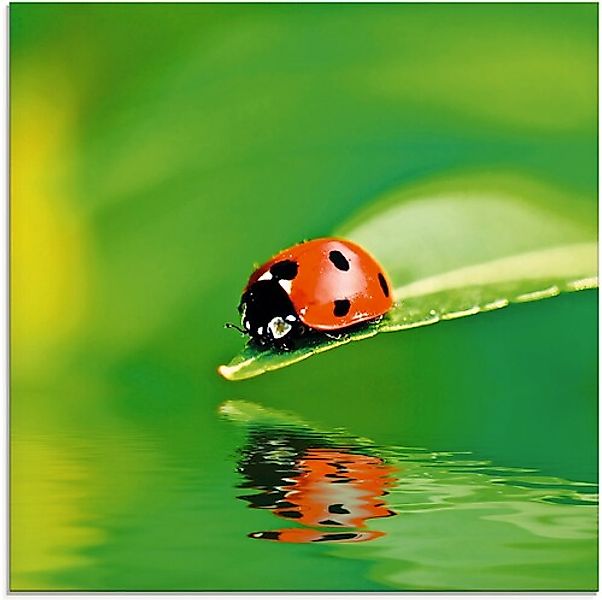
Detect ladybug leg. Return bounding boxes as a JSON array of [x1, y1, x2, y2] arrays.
[[225, 322, 246, 336], [325, 332, 345, 340]]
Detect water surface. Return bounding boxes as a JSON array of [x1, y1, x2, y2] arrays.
[[11, 397, 597, 591]]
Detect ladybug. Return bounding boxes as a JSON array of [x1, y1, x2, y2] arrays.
[[230, 237, 393, 350]]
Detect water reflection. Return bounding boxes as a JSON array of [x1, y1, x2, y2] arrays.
[[236, 427, 397, 543], [221, 398, 598, 585], [10, 398, 597, 591]]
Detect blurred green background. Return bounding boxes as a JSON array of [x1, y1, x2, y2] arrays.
[[11, 3, 597, 591]]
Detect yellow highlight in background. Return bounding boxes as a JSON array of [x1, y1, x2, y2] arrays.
[[11, 65, 90, 378]]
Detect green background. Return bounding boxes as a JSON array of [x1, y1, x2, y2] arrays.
[[11, 3, 597, 591]]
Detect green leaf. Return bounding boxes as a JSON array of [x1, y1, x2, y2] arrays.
[[219, 172, 597, 381]]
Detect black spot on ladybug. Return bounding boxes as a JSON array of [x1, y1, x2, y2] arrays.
[[279, 510, 302, 519], [328, 503, 350, 515], [270, 260, 298, 280], [318, 519, 342, 526], [333, 299, 351, 317], [328, 250, 350, 271], [378, 272, 389, 297], [276, 500, 297, 509]]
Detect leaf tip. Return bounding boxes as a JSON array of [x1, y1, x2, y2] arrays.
[[217, 363, 237, 381], [218, 356, 256, 381]]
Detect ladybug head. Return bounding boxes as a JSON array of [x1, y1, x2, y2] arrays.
[[238, 279, 304, 350]]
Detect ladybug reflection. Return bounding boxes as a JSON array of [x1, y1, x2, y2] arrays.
[[237, 429, 397, 543], [230, 238, 394, 350]]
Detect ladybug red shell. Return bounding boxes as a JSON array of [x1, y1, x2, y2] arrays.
[[237, 237, 393, 350]]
